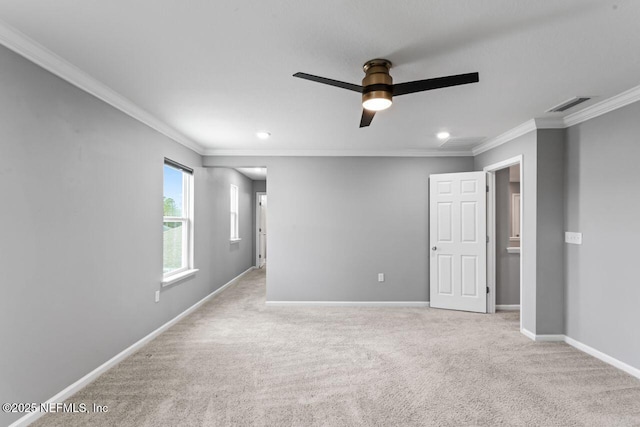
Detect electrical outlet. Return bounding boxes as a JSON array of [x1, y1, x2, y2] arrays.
[[155, 290, 160, 303], [378, 273, 385, 282], [565, 232, 583, 245]]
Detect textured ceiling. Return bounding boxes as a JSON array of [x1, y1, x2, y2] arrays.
[[0, 0, 639, 154]]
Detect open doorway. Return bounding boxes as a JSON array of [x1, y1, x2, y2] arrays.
[[256, 193, 267, 268], [232, 167, 267, 269], [484, 156, 523, 325]]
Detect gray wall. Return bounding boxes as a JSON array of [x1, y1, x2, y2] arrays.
[[565, 101, 640, 370], [495, 169, 520, 305], [0, 45, 253, 426], [209, 168, 254, 284], [474, 129, 565, 335], [253, 180, 267, 194], [205, 156, 474, 302], [535, 130, 565, 334], [474, 131, 538, 333]]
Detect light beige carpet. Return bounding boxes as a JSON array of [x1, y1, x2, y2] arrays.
[[35, 268, 640, 426]]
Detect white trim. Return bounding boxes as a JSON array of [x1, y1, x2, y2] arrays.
[[438, 136, 485, 149], [534, 334, 566, 342], [162, 167, 195, 282], [520, 329, 563, 342], [533, 117, 566, 129], [519, 332, 640, 380], [506, 247, 520, 254], [482, 155, 524, 173], [265, 301, 430, 307], [496, 304, 520, 310], [3, 14, 639, 161], [202, 149, 473, 157], [486, 171, 497, 314], [564, 336, 640, 380], [563, 84, 640, 127], [472, 120, 537, 156], [0, 18, 204, 155], [483, 155, 523, 326], [472, 84, 640, 156], [8, 267, 255, 427], [161, 268, 199, 287]]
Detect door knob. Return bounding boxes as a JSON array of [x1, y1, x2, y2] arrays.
[[432, 246, 437, 251]]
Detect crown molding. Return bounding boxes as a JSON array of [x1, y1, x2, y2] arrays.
[[3, 17, 639, 160], [0, 19, 204, 155], [563, 83, 640, 127], [202, 148, 473, 157], [439, 136, 485, 149], [533, 117, 566, 129], [472, 84, 640, 156], [472, 119, 537, 156]]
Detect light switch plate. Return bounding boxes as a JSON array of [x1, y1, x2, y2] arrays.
[[378, 273, 385, 282], [565, 232, 582, 245]]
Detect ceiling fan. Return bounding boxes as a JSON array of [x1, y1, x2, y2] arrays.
[[293, 59, 479, 128]]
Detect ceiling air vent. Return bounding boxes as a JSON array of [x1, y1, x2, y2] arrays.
[[546, 97, 591, 113]]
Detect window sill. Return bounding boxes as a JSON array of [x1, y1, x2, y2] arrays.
[[230, 238, 242, 244], [506, 247, 520, 254], [162, 269, 199, 287]]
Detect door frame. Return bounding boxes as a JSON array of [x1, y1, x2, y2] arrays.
[[483, 155, 523, 329], [255, 192, 266, 267]]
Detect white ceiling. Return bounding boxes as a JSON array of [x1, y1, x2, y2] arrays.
[[0, 1, 639, 155], [235, 167, 267, 181]]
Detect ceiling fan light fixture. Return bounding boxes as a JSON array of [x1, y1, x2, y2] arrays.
[[362, 96, 392, 111], [361, 58, 394, 112], [293, 57, 479, 128], [437, 131, 450, 140]]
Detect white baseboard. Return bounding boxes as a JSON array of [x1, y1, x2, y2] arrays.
[[496, 304, 520, 311], [265, 301, 430, 307], [564, 336, 640, 380], [520, 329, 640, 380], [520, 328, 564, 342], [8, 266, 255, 427], [520, 328, 537, 341], [534, 334, 566, 342]]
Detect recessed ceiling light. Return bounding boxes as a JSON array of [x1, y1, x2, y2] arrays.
[[256, 131, 271, 140], [437, 131, 450, 140], [254, 167, 262, 172]]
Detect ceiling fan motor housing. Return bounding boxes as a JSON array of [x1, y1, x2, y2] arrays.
[[362, 59, 393, 107]]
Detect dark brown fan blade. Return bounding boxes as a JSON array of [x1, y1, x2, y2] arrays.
[[293, 72, 362, 93], [392, 72, 479, 96], [360, 109, 376, 128]]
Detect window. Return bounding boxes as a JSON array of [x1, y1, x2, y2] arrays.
[[163, 159, 194, 280], [230, 184, 239, 241]]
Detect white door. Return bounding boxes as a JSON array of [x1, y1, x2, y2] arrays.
[[429, 172, 487, 313]]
